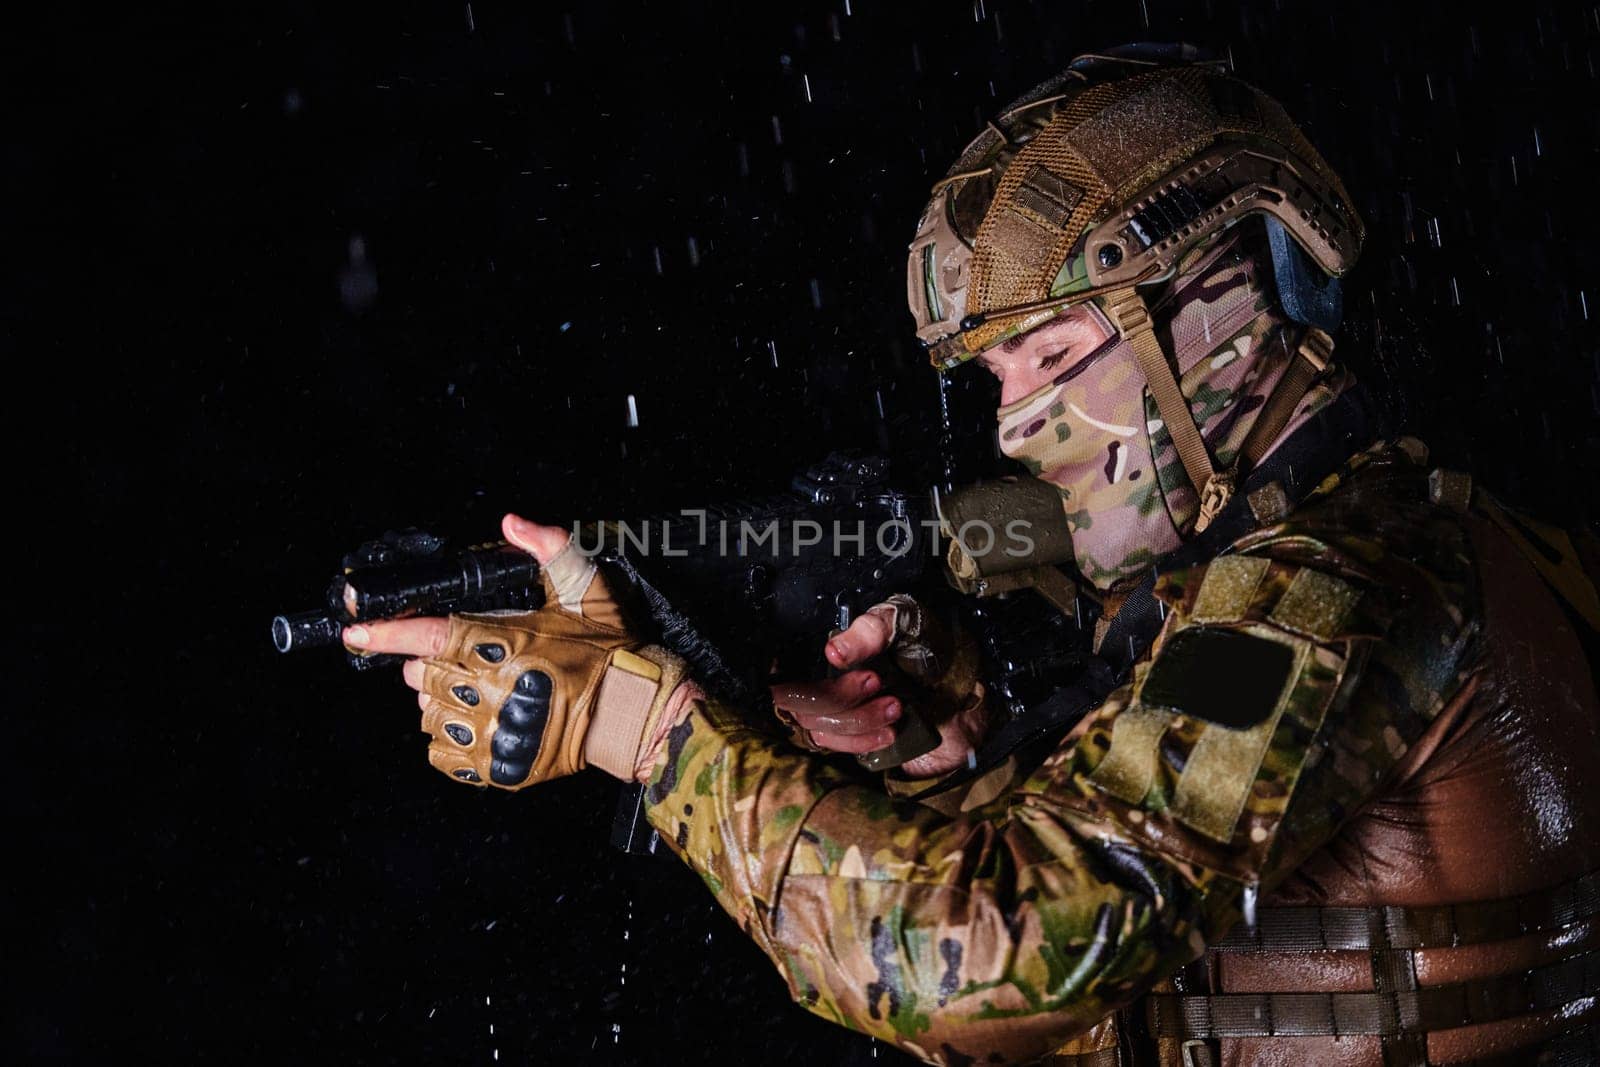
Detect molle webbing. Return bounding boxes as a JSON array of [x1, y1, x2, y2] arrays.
[[1212, 868, 1600, 953], [1144, 950, 1599, 1038], [1144, 870, 1600, 1052]]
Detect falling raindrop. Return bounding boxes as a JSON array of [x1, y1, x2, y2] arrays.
[[338, 234, 378, 314]]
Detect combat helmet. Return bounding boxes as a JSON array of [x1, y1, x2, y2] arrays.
[[908, 43, 1364, 528]]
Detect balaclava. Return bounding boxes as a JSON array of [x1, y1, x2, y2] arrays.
[[995, 222, 1352, 589]]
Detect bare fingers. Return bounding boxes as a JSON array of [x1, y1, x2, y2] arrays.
[[823, 605, 897, 670], [344, 616, 449, 658], [789, 694, 903, 736], [809, 720, 900, 754], [771, 670, 881, 719]]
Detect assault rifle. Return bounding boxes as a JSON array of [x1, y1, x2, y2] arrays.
[[272, 453, 1098, 851]]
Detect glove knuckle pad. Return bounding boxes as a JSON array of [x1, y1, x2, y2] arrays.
[[488, 668, 552, 786]]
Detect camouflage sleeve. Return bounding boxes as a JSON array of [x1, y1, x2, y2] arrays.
[[881, 754, 1022, 817], [642, 515, 1476, 1064]]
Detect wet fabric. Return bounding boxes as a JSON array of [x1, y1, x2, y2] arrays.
[[996, 227, 1352, 589], [635, 442, 1600, 1064]]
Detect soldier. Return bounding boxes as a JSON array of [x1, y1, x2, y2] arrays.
[[346, 46, 1600, 1066]]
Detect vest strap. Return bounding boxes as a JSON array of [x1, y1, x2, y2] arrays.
[[1211, 868, 1600, 953], [1040, 1048, 1121, 1067], [1144, 949, 1599, 1038]]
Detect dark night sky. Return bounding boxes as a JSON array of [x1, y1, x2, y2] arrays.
[[10, 1, 1600, 1061]]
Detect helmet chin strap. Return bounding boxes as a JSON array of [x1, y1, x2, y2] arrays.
[[1103, 286, 1336, 534]]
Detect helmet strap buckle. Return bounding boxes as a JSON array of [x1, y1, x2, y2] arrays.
[[1195, 469, 1237, 533]]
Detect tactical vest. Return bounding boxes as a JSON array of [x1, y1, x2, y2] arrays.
[[1047, 472, 1600, 1067]]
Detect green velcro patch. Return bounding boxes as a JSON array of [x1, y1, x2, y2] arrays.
[[1139, 626, 1296, 729]]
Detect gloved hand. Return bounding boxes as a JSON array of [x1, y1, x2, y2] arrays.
[[770, 594, 994, 779], [344, 514, 687, 789]]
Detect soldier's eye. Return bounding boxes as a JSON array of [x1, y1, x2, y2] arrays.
[[1038, 349, 1068, 371]]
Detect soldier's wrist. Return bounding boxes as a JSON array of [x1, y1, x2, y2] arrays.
[[634, 678, 703, 784], [583, 646, 690, 782]]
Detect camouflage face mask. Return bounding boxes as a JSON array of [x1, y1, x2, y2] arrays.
[[996, 226, 1321, 589], [996, 332, 1172, 587]]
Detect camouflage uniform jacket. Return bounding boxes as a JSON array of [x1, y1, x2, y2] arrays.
[[640, 441, 1597, 1065]]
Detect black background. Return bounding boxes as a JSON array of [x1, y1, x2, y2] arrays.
[[12, 1, 1600, 1062]]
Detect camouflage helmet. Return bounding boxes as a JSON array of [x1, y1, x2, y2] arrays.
[[907, 44, 1365, 370]]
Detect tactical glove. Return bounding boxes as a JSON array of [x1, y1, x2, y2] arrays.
[[417, 543, 686, 789]]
